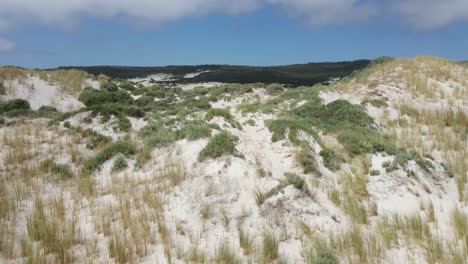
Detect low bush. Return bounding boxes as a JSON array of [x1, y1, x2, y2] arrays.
[[112, 156, 128, 172], [78, 87, 132, 107], [176, 121, 212, 140], [0, 99, 30, 114], [295, 148, 317, 174], [198, 131, 237, 161], [284, 173, 305, 190], [205, 108, 241, 128], [337, 128, 394, 156], [387, 149, 434, 172], [320, 149, 340, 170], [38, 106, 58, 113], [100, 81, 118, 92], [119, 81, 135, 91], [370, 169, 381, 176], [82, 141, 136, 174]]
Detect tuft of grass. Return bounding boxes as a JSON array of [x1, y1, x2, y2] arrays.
[[369, 169, 380, 176], [342, 194, 368, 224], [198, 131, 237, 161], [451, 207, 467, 240], [215, 242, 240, 264], [238, 226, 254, 255], [40, 159, 73, 178], [82, 141, 136, 174], [262, 232, 279, 262], [305, 237, 339, 264]]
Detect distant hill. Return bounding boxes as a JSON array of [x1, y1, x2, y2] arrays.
[[58, 60, 370, 86]]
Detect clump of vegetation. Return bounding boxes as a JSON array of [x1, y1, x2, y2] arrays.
[[205, 108, 241, 129], [262, 232, 279, 262], [320, 148, 340, 170], [82, 141, 136, 174], [100, 81, 118, 92], [40, 159, 73, 178], [176, 121, 212, 140], [305, 237, 339, 264], [0, 99, 30, 114], [295, 147, 318, 174], [78, 87, 132, 107], [370, 169, 381, 176], [284, 173, 305, 190], [361, 98, 388, 108], [71, 127, 111, 149], [198, 131, 237, 161], [386, 149, 434, 173], [112, 156, 128, 172]]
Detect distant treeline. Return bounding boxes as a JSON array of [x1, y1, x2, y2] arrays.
[[58, 60, 370, 86]]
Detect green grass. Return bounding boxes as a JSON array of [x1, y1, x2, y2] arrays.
[[215, 242, 240, 264], [262, 232, 279, 262], [198, 131, 237, 161], [176, 121, 212, 140], [305, 237, 339, 264], [82, 141, 136, 174]]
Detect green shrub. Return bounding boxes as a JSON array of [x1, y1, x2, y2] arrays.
[[388, 149, 434, 172], [115, 115, 131, 131], [0, 99, 30, 114], [198, 131, 237, 161], [133, 95, 154, 107], [176, 121, 211, 140], [119, 81, 135, 91], [143, 128, 177, 148], [294, 100, 374, 131], [112, 156, 128, 172], [370, 169, 381, 176], [82, 141, 136, 174], [370, 56, 395, 66], [284, 173, 305, 190], [0, 82, 5, 95], [40, 159, 73, 178], [266, 119, 316, 145], [38, 106, 58, 113], [100, 81, 118, 92], [337, 128, 389, 156], [296, 148, 317, 174], [205, 108, 240, 128], [78, 87, 132, 107], [319, 149, 339, 170], [79, 128, 111, 149]]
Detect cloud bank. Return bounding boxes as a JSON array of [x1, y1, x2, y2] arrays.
[[0, 0, 468, 51]]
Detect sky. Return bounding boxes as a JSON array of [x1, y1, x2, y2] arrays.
[[0, 0, 467, 68]]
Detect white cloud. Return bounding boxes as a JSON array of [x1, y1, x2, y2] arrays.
[[0, 0, 467, 31], [393, 0, 468, 30], [0, 37, 14, 52], [0, 0, 260, 26], [268, 0, 377, 26]]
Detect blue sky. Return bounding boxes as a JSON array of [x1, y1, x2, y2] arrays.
[[0, 1, 467, 68]]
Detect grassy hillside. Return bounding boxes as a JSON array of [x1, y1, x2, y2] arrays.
[[58, 60, 370, 86]]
